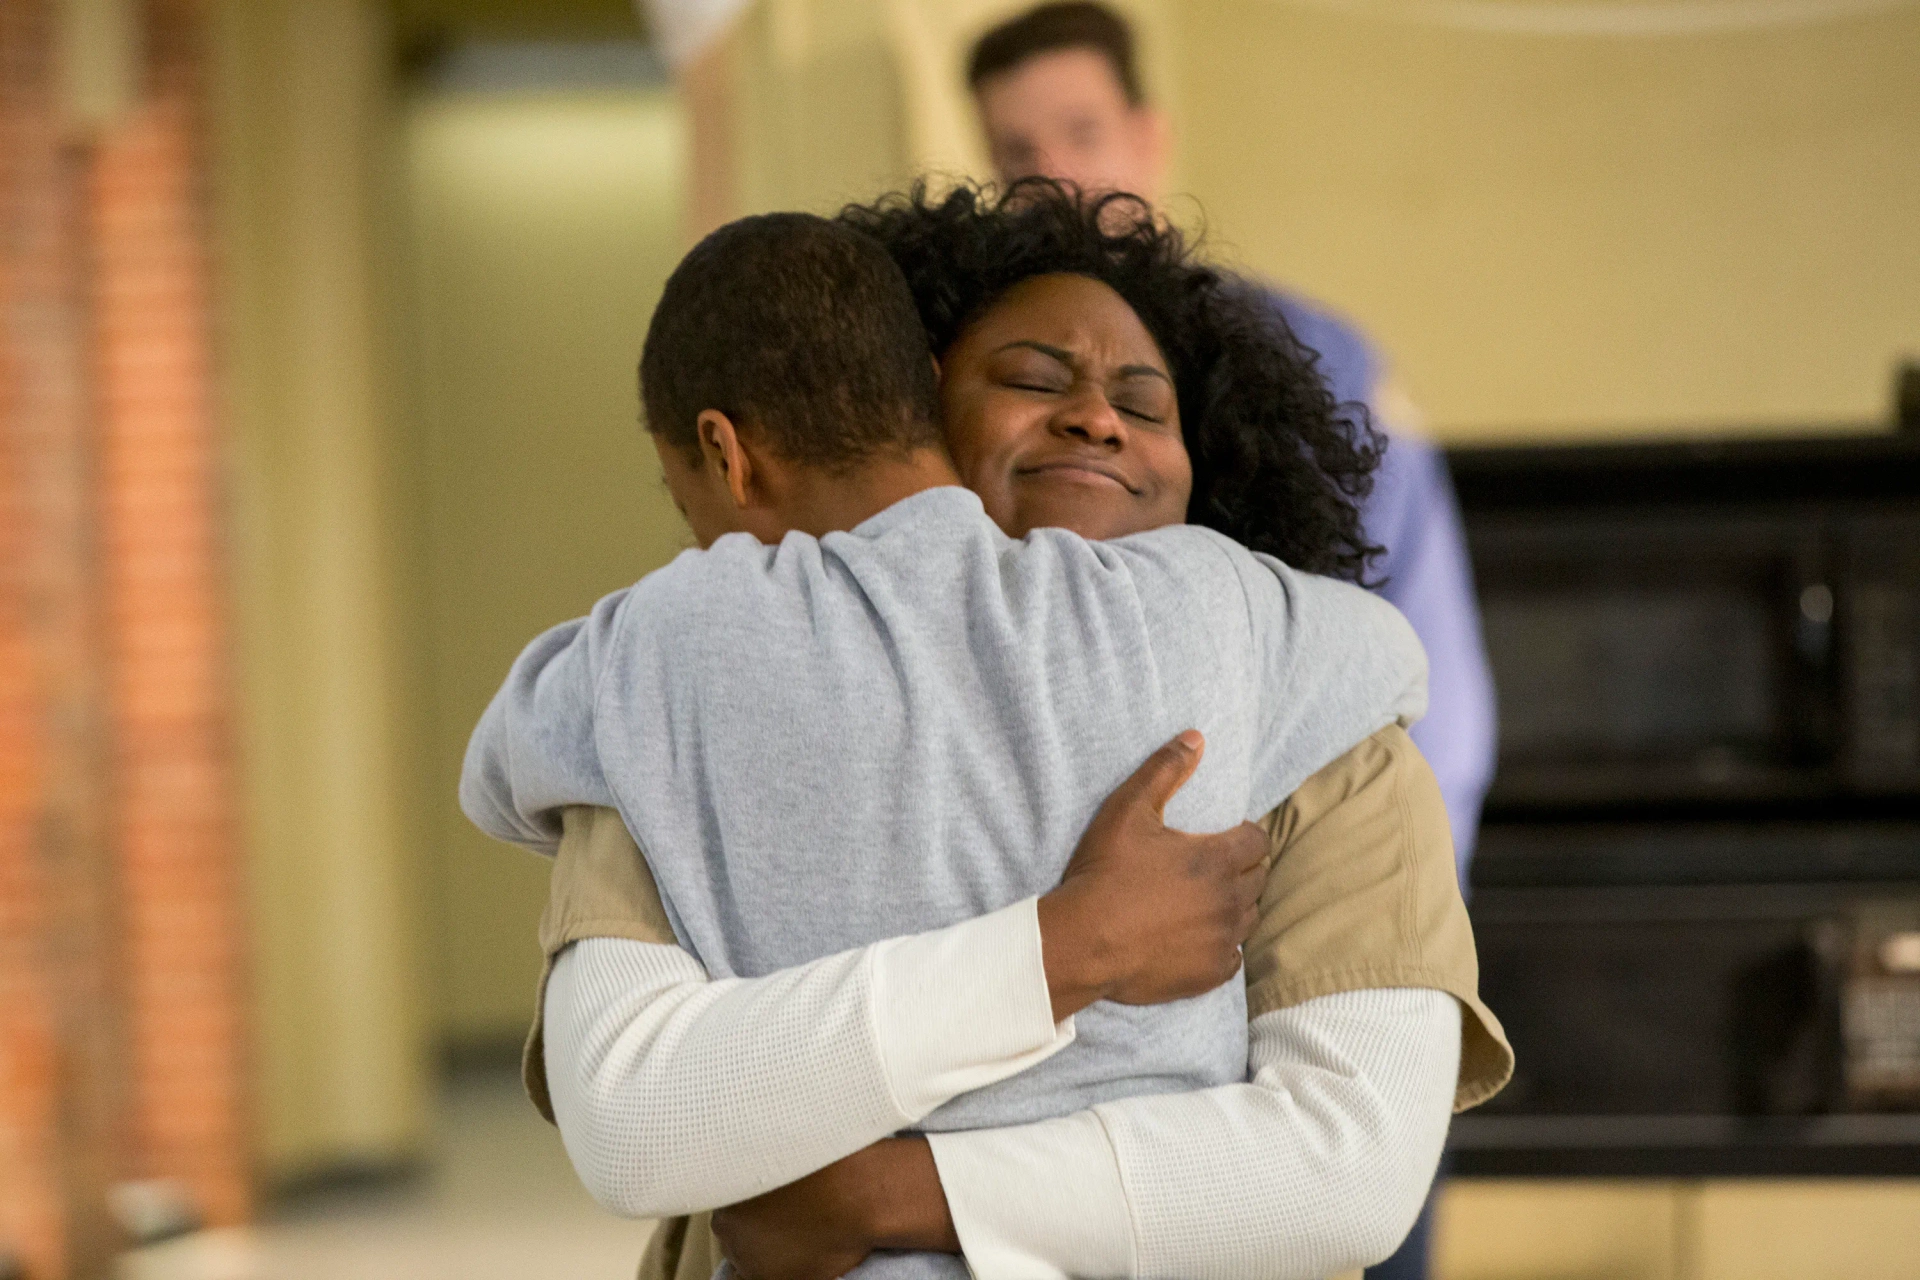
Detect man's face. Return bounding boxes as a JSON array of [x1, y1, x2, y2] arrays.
[[652, 431, 743, 549], [974, 47, 1165, 201]]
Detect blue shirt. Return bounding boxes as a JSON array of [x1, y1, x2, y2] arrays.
[[1271, 291, 1498, 875]]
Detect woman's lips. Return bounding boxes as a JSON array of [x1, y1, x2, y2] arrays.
[[1016, 459, 1139, 493]]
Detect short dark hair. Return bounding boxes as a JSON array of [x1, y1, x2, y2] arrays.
[[639, 212, 941, 470], [968, 2, 1143, 106], [839, 180, 1384, 582]]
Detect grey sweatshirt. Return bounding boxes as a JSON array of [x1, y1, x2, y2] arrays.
[[460, 486, 1426, 1266]]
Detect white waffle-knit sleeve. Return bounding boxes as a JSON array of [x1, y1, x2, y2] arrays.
[[927, 987, 1460, 1280], [543, 897, 1074, 1217]]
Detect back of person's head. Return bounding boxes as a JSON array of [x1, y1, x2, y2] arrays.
[[640, 212, 941, 471], [968, 2, 1143, 104]]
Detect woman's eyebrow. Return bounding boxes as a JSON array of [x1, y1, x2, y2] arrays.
[[991, 341, 1172, 386], [991, 340, 1074, 365]]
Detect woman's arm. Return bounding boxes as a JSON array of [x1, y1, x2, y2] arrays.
[[542, 734, 1268, 1219], [545, 907, 1066, 1218], [924, 988, 1459, 1280], [708, 990, 1455, 1280], [709, 727, 1511, 1278]]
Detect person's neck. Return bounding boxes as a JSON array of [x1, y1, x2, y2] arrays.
[[775, 448, 962, 539]]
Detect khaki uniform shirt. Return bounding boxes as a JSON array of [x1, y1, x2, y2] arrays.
[[525, 725, 1510, 1280]]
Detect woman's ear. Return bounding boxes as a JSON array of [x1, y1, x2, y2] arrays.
[[696, 409, 755, 510]]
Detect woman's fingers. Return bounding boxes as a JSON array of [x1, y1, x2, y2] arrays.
[[1236, 860, 1265, 913], [1225, 820, 1269, 872], [1045, 742, 1273, 1010]]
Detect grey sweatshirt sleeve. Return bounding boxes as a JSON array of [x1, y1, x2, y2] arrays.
[[1237, 552, 1431, 818], [459, 587, 632, 855]]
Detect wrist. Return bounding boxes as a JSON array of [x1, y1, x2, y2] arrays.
[[1036, 886, 1115, 1022], [858, 1138, 960, 1254]]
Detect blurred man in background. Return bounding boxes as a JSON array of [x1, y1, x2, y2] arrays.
[[968, 6, 1499, 1277]]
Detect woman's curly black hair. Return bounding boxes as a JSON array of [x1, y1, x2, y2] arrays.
[[837, 178, 1383, 581]]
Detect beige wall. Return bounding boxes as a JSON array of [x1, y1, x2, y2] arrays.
[[212, 0, 434, 1177], [400, 88, 692, 1045], [215, 5, 694, 1168], [1173, 1, 1920, 441], [728, 1, 914, 214], [874, 0, 1920, 443]]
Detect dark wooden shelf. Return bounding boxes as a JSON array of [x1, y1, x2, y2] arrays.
[[1448, 429, 1920, 512], [1449, 1112, 1920, 1178]]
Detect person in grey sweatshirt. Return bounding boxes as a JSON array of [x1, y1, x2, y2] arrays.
[[461, 206, 1461, 1280]]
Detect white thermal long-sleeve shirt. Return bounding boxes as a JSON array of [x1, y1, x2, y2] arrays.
[[543, 898, 1458, 1279]]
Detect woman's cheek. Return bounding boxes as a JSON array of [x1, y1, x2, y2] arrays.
[[1157, 430, 1194, 491], [974, 466, 1025, 534], [939, 386, 999, 475]]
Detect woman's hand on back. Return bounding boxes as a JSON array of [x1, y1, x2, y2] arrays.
[[1037, 730, 1267, 1021], [711, 1137, 957, 1280]]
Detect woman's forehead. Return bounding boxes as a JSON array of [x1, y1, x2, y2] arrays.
[[967, 273, 1167, 369]]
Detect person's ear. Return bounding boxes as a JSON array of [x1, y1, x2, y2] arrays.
[[696, 409, 755, 511], [1132, 105, 1171, 202]]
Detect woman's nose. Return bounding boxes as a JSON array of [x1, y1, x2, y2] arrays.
[[1051, 388, 1127, 448]]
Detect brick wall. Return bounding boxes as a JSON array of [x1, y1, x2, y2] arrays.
[[91, 0, 251, 1233], [0, 6, 119, 1275], [0, 1, 250, 1274]]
